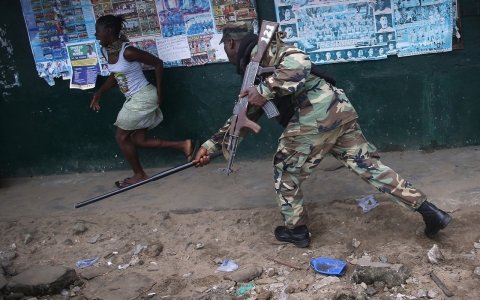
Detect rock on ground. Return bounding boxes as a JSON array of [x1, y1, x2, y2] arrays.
[[7, 265, 78, 296]]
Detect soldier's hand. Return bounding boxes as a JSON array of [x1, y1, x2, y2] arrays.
[[240, 86, 267, 108], [193, 147, 211, 167]]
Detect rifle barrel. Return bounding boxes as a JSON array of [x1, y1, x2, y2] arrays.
[[74, 150, 223, 208]]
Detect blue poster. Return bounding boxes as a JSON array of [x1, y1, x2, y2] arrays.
[[394, 0, 452, 57], [21, 0, 96, 85], [273, 0, 452, 64]]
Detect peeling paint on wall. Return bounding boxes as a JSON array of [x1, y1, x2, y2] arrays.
[[0, 25, 21, 91]]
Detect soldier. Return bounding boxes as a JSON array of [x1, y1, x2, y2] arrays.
[[193, 22, 451, 248]]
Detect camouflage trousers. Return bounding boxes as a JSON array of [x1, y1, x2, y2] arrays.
[[273, 120, 427, 228]]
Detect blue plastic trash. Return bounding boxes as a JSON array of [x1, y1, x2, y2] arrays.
[[356, 195, 379, 213], [216, 259, 238, 272], [236, 283, 255, 296], [75, 257, 99, 269], [309, 257, 347, 276]]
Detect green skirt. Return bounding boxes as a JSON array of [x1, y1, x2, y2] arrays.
[[114, 84, 163, 131]]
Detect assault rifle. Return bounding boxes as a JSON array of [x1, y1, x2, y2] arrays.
[[219, 21, 280, 176]]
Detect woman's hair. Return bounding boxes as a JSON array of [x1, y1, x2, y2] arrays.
[[96, 15, 126, 37]]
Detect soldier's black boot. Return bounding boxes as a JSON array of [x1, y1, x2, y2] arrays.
[[274, 225, 310, 248], [417, 201, 452, 238]]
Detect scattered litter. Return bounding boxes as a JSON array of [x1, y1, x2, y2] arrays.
[[183, 272, 192, 278], [107, 262, 112, 266], [310, 257, 347, 276], [352, 238, 361, 248], [129, 255, 141, 266], [428, 244, 444, 264], [150, 261, 158, 265], [236, 283, 255, 296], [278, 286, 289, 300], [10, 243, 16, 250], [134, 244, 145, 255], [75, 257, 99, 269], [275, 245, 286, 253], [356, 195, 379, 213], [104, 252, 114, 259], [194, 242, 204, 250], [61, 289, 69, 296], [87, 234, 102, 244], [118, 263, 130, 269], [266, 255, 302, 270], [185, 242, 193, 250], [143, 292, 156, 298], [216, 259, 238, 272]]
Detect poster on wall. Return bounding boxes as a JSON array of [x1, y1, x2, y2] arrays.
[[22, 0, 260, 86], [92, 0, 162, 37], [149, 0, 259, 67], [273, 0, 452, 65], [67, 41, 101, 89], [21, 0, 71, 85], [89, 0, 259, 68], [21, 0, 98, 85], [393, 0, 452, 57]]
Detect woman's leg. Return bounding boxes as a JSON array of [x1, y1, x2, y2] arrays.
[[115, 127, 148, 183], [130, 128, 193, 158]]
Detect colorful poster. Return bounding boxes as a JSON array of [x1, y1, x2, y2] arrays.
[[93, 0, 162, 38], [21, 0, 260, 86], [273, 0, 452, 64], [151, 0, 258, 67], [21, 0, 97, 85], [130, 36, 162, 70], [67, 41, 101, 89], [91, 0, 254, 72], [394, 0, 452, 57], [274, 0, 388, 64]]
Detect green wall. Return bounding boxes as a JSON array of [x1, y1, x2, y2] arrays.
[[1, 0, 479, 177]]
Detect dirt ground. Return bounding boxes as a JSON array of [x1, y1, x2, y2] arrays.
[[1, 194, 480, 299], [1, 147, 480, 299]]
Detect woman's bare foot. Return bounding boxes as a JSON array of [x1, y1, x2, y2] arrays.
[[185, 140, 200, 162], [115, 174, 148, 188]]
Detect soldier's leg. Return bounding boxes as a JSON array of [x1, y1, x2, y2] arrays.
[[272, 135, 329, 247], [329, 122, 451, 237], [273, 135, 329, 228], [329, 122, 426, 210], [272, 122, 359, 247]]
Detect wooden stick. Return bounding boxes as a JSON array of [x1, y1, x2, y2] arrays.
[[430, 272, 454, 297], [266, 256, 302, 270]]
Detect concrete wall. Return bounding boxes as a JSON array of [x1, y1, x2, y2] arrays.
[[1, 0, 479, 177]]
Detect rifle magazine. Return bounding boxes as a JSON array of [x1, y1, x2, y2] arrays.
[[263, 100, 280, 119]]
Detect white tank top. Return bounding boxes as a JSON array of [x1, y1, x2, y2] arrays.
[[103, 42, 149, 97]]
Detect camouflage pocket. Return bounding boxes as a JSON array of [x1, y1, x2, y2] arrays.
[[274, 136, 312, 172]]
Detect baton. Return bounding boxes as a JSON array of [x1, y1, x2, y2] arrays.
[[74, 150, 223, 208]]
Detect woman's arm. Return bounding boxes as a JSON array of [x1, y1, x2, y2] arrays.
[[90, 73, 117, 111], [124, 47, 164, 105]]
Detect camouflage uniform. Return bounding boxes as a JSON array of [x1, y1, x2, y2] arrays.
[[203, 24, 427, 228]]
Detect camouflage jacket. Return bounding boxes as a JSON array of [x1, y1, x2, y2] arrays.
[[202, 41, 358, 152]]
